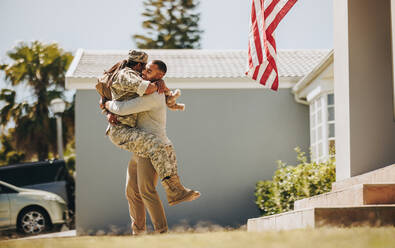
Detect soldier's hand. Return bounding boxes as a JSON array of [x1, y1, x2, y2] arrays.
[[145, 83, 158, 95], [104, 101, 111, 110], [107, 113, 119, 125], [99, 97, 107, 109], [155, 80, 169, 94]]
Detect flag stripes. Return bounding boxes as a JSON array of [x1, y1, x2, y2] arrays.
[[246, 0, 297, 91]]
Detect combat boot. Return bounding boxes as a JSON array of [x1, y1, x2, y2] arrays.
[[161, 175, 200, 206]]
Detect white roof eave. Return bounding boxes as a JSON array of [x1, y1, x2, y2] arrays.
[[65, 48, 84, 90], [66, 75, 300, 90], [292, 50, 334, 95]]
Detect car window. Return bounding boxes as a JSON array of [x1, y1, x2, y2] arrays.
[[0, 185, 18, 194], [0, 160, 67, 187], [54, 166, 68, 181]]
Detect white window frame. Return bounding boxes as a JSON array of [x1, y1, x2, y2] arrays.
[[309, 91, 335, 163], [327, 93, 335, 158]]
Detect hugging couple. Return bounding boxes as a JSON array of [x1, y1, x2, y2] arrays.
[[96, 50, 200, 235]]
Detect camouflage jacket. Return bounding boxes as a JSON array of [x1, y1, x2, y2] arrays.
[[98, 67, 150, 128]]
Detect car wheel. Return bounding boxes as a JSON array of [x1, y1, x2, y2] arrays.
[[17, 208, 51, 235]]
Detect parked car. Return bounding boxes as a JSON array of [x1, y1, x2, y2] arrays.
[[0, 180, 70, 235], [0, 160, 75, 214]]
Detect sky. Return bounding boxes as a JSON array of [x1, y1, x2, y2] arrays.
[[0, 0, 333, 94]]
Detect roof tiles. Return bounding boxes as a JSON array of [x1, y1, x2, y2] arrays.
[[69, 49, 330, 79]]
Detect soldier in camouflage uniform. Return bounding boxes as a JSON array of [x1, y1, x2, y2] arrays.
[[98, 51, 177, 179], [97, 50, 200, 207]]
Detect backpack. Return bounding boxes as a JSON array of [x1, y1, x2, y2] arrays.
[[95, 73, 112, 100]]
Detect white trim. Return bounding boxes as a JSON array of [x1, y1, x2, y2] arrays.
[[392, 0, 395, 120], [306, 86, 322, 102], [322, 95, 329, 162], [65, 49, 84, 89], [292, 50, 334, 93], [66, 77, 298, 90], [66, 49, 83, 78], [292, 50, 334, 103], [309, 92, 336, 163], [299, 77, 333, 101], [166, 81, 295, 89]]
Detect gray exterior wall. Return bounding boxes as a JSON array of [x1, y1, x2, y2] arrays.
[[75, 88, 309, 234]]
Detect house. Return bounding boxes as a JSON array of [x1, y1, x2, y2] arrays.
[[248, 0, 395, 230], [65, 49, 329, 234]]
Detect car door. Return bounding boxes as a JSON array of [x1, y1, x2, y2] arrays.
[[0, 185, 11, 227]]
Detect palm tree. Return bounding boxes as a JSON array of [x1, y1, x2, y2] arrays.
[[0, 129, 25, 166], [0, 41, 73, 161], [0, 89, 29, 129]]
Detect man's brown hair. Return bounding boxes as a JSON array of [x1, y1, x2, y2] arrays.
[[152, 60, 167, 74]]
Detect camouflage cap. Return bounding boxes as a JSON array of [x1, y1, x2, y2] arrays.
[[128, 50, 148, 64]]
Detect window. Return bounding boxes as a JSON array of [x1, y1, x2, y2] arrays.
[[0, 185, 18, 194], [0, 160, 67, 187], [309, 93, 335, 162]]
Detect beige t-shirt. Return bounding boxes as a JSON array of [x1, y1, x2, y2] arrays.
[[107, 92, 172, 145]]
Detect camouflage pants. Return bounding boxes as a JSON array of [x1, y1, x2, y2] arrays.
[[107, 124, 177, 179]]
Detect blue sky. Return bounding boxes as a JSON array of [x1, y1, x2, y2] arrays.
[[0, 0, 333, 93]]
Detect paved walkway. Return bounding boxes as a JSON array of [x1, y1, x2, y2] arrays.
[[17, 230, 76, 240]]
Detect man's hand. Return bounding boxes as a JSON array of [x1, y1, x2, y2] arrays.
[[107, 112, 119, 125], [155, 79, 169, 94]]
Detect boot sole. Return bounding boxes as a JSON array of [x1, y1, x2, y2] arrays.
[[169, 191, 201, 206]]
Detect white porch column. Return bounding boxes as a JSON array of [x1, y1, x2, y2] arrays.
[[391, 0, 395, 119], [334, 0, 395, 181]]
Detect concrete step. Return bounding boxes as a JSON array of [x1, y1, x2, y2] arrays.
[[332, 164, 395, 191], [247, 205, 395, 231], [294, 184, 395, 210]]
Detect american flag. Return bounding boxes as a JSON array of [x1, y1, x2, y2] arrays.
[[246, 0, 297, 91]]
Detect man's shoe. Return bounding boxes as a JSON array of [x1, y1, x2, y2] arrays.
[[131, 222, 146, 236], [161, 175, 200, 206]]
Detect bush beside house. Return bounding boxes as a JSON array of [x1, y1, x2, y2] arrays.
[[255, 147, 336, 216]]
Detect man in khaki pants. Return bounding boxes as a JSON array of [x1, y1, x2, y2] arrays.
[[106, 60, 199, 234], [126, 155, 168, 234]]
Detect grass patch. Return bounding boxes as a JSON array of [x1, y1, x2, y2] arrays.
[[1, 227, 395, 248]]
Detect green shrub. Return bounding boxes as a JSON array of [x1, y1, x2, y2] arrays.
[[255, 147, 336, 216]]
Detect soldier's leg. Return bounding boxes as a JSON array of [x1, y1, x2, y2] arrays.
[[141, 143, 178, 180], [110, 125, 200, 206], [108, 125, 177, 179], [135, 155, 168, 234], [125, 155, 146, 235], [135, 139, 201, 207]]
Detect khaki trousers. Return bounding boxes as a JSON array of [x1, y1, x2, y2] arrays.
[[125, 155, 168, 234]]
